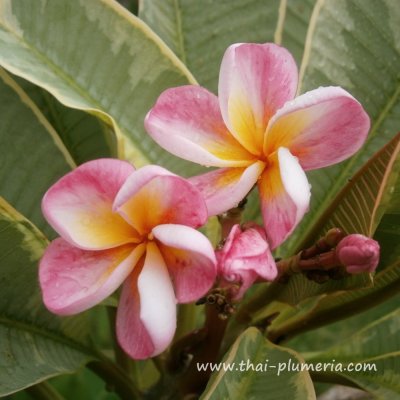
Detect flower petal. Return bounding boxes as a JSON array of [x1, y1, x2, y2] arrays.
[[39, 238, 145, 315], [259, 148, 311, 249], [264, 87, 370, 170], [152, 224, 217, 303], [220, 224, 277, 280], [189, 161, 265, 216], [116, 242, 176, 359], [42, 159, 139, 250], [219, 43, 298, 155], [337, 234, 380, 274], [145, 85, 254, 167], [114, 166, 208, 235], [217, 224, 277, 300], [114, 164, 173, 210]]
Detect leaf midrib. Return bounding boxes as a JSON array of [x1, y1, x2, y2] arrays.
[[269, 261, 400, 341], [0, 68, 76, 169], [0, 21, 105, 119], [369, 140, 400, 233], [173, 0, 187, 65], [0, 314, 96, 358], [273, 0, 287, 45]]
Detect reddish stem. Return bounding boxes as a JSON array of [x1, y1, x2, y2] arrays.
[[179, 305, 228, 396]]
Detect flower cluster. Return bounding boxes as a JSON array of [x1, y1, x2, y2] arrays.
[[39, 42, 374, 360]]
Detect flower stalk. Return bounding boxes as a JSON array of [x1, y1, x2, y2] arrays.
[[178, 303, 229, 396], [217, 198, 247, 241], [233, 229, 379, 333]]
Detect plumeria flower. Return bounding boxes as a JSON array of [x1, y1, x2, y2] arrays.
[[216, 223, 277, 300], [145, 43, 370, 249], [336, 234, 380, 274], [39, 159, 216, 359]]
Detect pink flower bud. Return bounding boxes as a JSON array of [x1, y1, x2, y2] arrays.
[[216, 223, 277, 299], [336, 234, 380, 274]]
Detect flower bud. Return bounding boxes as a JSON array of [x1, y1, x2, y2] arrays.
[[336, 234, 380, 274], [324, 228, 345, 247], [216, 223, 277, 299]]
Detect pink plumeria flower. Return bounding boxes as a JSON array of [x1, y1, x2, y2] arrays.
[[217, 223, 277, 300], [145, 43, 370, 249], [336, 234, 380, 274], [39, 159, 216, 359]]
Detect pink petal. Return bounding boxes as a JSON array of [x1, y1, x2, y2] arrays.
[[219, 43, 298, 155], [145, 85, 254, 167], [189, 161, 265, 216], [259, 148, 311, 249], [39, 238, 145, 315], [114, 164, 173, 209], [264, 87, 370, 170], [42, 159, 139, 250], [336, 234, 380, 274], [152, 224, 217, 303], [114, 166, 208, 235], [217, 224, 277, 299], [220, 224, 277, 280], [116, 242, 176, 359]]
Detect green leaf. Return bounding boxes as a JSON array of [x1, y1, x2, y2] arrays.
[[266, 257, 400, 344], [0, 198, 96, 396], [280, 0, 316, 64], [374, 213, 400, 270], [0, 0, 201, 176], [385, 169, 400, 214], [305, 309, 400, 399], [370, 145, 400, 230], [10, 381, 65, 400], [0, 69, 74, 237], [286, 293, 400, 354], [297, 132, 400, 249], [200, 328, 316, 400], [49, 368, 120, 400], [117, 0, 138, 15], [277, 0, 400, 255], [267, 272, 373, 308], [139, 0, 280, 92], [373, 137, 400, 267], [15, 76, 116, 165]]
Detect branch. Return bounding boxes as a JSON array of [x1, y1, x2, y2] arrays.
[[26, 381, 65, 400]]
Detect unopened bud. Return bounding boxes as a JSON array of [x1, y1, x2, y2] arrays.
[[324, 228, 345, 247], [336, 234, 380, 274]]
